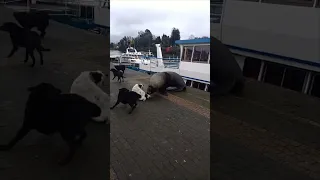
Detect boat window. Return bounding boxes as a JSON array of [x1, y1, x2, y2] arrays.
[[192, 45, 210, 64], [261, 0, 314, 7], [181, 46, 193, 62]]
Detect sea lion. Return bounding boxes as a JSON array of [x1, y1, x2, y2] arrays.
[[147, 71, 186, 96], [211, 36, 245, 96]]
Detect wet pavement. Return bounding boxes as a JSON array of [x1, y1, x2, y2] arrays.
[[110, 69, 210, 179], [0, 6, 109, 180], [212, 80, 320, 179], [109, 67, 320, 180]]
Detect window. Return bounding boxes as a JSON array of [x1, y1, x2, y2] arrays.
[[210, 2, 222, 23], [211, 5, 222, 14], [87, 6, 94, 19], [181, 46, 193, 62], [192, 45, 210, 63], [80, 6, 94, 19], [211, 15, 221, 23], [242, 57, 262, 80], [186, 80, 192, 86], [199, 83, 206, 90], [261, 0, 314, 7], [192, 81, 200, 88], [282, 67, 306, 92]]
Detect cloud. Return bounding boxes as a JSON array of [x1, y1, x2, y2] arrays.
[[110, 0, 210, 43]]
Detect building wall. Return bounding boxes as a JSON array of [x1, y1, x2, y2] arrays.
[[94, 6, 109, 27], [221, 1, 320, 66]]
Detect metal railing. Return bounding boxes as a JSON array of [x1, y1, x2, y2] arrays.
[[1, 0, 109, 16]]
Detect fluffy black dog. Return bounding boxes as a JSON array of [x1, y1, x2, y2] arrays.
[[13, 11, 50, 38], [0, 22, 51, 67], [0, 83, 101, 165], [110, 68, 125, 83], [114, 65, 125, 74], [110, 88, 141, 114]]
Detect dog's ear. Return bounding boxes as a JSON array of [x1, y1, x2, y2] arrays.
[[138, 84, 142, 89]]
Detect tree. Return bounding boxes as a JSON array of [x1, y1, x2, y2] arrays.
[[117, 36, 132, 52], [170, 28, 180, 46], [189, 35, 195, 39], [161, 34, 170, 47], [154, 36, 161, 44], [110, 42, 115, 49]]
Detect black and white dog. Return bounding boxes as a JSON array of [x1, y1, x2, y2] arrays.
[[70, 70, 109, 123], [110, 88, 141, 114], [131, 83, 150, 101], [0, 83, 101, 165]]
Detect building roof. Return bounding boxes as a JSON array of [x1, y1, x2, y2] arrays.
[[175, 38, 210, 45]]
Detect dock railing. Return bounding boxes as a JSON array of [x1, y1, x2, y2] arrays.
[[162, 57, 180, 69], [0, 0, 109, 36], [1, 0, 109, 17]]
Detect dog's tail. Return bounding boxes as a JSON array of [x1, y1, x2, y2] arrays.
[[39, 45, 51, 52]]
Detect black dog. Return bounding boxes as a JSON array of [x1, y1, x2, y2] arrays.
[[13, 11, 50, 38], [0, 83, 101, 165], [110, 68, 125, 82], [0, 22, 51, 67], [114, 65, 125, 74], [110, 88, 141, 114]]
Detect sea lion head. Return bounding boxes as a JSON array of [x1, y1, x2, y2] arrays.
[[147, 85, 157, 95]]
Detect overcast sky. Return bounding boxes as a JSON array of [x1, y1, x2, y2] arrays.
[[110, 0, 210, 43]]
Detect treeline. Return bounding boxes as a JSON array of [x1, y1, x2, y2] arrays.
[[110, 28, 208, 56]]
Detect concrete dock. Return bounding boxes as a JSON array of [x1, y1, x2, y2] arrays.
[[110, 67, 320, 179], [110, 69, 210, 179]]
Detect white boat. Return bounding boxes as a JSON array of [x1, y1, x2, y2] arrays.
[[112, 47, 151, 66], [211, 0, 320, 97], [138, 39, 210, 92]]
